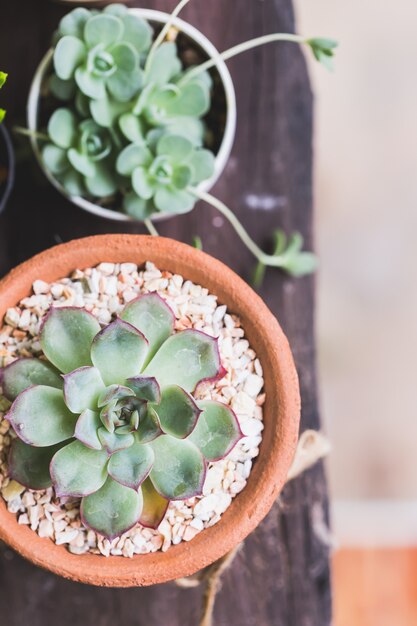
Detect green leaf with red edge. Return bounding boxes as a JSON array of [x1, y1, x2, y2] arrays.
[[97, 427, 135, 454], [6, 386, 77, 446], [108, 438, 154, 490], [125, 376, 160, 403], [40, 307, 100, 374], [139, 477, 168, 529], [2, 358, 63, 401], [50, 440, 108, 497], [63, 366, 105, 413], [121, 293, 174, 365], [75, 409, 102, 450], [189, 400, 243, 461], [91, 318, 149, 386], [81, 476, 143, 540], [136, 406, 162, 443], [154, 385, 200, 439], [8, 438, 68, 490], [143, 329, 225, 392], [150, 435, 206, 500], [97, 384, 135, 407]]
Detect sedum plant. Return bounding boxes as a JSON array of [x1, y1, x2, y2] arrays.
[[3, 294, 242, 539], [36, 1, 337, 280]]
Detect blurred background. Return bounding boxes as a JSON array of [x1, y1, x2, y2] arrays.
[[297, 0, 417, 622]]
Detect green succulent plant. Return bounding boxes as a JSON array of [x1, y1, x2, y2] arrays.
[[35, 1, 337, 279], [53, 5, 152, 103], [42, 108, 117, 197], [3, 294, 242, 539], [117, 133, 215, 218], [0, 72, 7, 123]]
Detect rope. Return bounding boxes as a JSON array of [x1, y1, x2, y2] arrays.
[[174, 429, 331, 626]]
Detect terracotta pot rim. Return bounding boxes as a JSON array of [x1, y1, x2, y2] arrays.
[[27, 8, 237, 223], [0, 235, 300, 586]]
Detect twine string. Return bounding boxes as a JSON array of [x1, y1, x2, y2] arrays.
[[174, 429, 331, 626]]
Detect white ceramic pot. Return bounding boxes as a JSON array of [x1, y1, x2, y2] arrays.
[[27, 8, 237, 222]]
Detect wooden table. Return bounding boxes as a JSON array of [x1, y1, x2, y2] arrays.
[[0, 1, 332, 624]]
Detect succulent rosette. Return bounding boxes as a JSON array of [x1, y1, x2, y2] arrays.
[[2, 294, 242, 539], [42, 109, 117, 197], [52, 5, 152, 103], [117, 134, 215, 218]]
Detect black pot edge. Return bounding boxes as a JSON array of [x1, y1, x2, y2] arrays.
[[0, 124, 15, 216]]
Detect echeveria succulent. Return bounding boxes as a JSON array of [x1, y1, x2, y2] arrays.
[[42, 108, 117, 197], [117, 134, 215, 217], [3, 294, 242, 539]]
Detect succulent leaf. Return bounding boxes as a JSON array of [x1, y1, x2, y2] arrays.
[[150, 435, 206, 500], [2, 358, 63, 401], [154, 187, 195, 214], [108, 438, 154, 489], [42, 144, 68, 175], [110, 41, 138, 73], [139, 477, 168, 529], [125, 376, 161, 403], [157, 133, 193, 161], [145, 42, 182, 86], [48, 108, 78, 149], [74, 409, 103, 450], [63, 366, 105, 413], [81, 476, 143, 539], [190, 150, 216, 184], [98, 384, 134, 407], [123, 193, 155, 220], [99, 399, 118, 433], [91, 318, 149, 385], [8, 439, 67, 490], [189, 400, 243, 461], [97, 427, 135, 454], [136, 406, 162, 443], [143, 329, 224, 392], [75, 66, 107, 100], [90, 95, 131, 128], [58, 7, 90, 39], [116, 144, 152, 176], [107, 66, 143, 103], [62, 170, 85, 196], [132, 166, 155, 200], [68, 147, 97, 177], [40, 307, 100, 374], [84, 14, 123, 48], [54, 35, 86, 80], [50, 440, 108, 497], [121, 293, 174, 363], [118, 13, 152, 54], [6, 386, 77, 447], [84, 162, 118, 197], [155, 385, 201, 439], [119, 112, 145, 144]]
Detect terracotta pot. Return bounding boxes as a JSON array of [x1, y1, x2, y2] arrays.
[[0, 235, 300, 586], [27, 9, 237, 223]]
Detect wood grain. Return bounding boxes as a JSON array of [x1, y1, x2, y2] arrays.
[[0, 0, 331, 624]]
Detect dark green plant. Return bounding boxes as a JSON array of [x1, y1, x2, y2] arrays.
[[4, 295, 242, 539], [0, 72, 7, 123]]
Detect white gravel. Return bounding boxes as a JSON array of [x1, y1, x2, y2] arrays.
[[0, 262, 264, 557]]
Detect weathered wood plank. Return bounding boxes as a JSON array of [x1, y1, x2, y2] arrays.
[[0, 1, 331, 624]]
